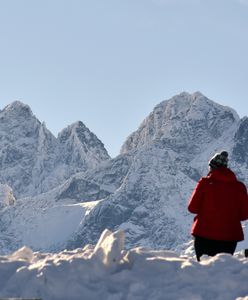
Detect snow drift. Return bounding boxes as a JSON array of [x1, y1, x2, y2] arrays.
[[0, 230, 248, 300]]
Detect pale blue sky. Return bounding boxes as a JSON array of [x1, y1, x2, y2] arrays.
[[0, 0, 248, 157]]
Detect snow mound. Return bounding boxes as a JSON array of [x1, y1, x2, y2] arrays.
[[92, 229, 125, 270], [0, 230, 248, 300]]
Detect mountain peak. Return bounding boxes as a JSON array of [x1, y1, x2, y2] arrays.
[[158, 92, 239, 119], [0, 100, 110, 198], [58, 120, 110, 165], [2, 101, 33, 118], [121, 92, 240, 154], [191, 91, 206, 100], [178, 91, 191, 97], [4, 100, 31, 110], [70, 121, 87, 131], [172, 91, 205, 99], [58, 121, 88, 141]]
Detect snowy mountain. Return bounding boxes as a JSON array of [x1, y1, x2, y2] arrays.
[[0, 152, 134, 253], [67, 92, 244, 251], [68, 92, 248, 249], [0, 92, 248, 255], [121, 91, 239, 154], [0, 101, 110, 197]]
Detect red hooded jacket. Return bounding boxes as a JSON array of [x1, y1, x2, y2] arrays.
[[188, 168, 248, 241]]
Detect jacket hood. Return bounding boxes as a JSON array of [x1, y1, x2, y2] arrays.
[[207, 167, 237, 182]]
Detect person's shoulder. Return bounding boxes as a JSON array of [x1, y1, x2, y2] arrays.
[[236, 180, 247, 191], [199, 176, 208, 182], [197, 176, 209, 185]]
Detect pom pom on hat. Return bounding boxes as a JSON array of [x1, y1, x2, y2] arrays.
[[209, 151, 229, 170]]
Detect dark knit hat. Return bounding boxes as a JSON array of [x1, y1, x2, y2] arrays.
[[209, 151, 228, 169]]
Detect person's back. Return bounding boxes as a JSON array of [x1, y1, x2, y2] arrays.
[[188, 151, 248, 261]]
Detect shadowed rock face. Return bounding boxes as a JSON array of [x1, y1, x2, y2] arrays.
[[57, 178, 111, 202], [232, 117, 248, 165], [55, 152, 133, 202]]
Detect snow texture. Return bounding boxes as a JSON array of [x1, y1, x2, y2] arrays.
[[0, 183, 15, 209], [0, 101, 110, 198], [1, 92, 248, 256], [67, 92, 248, 251], [0, 230, 248, 300]]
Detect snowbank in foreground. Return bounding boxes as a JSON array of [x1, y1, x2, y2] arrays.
[[0, 230, 248, 300]]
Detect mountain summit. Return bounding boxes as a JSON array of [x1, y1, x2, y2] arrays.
[[2, 101, 33, 116], [121, 92, 239, 154], [0, 101, 110, 197], [0, 93, 248, 254], [67, 92, 245, 251], [58, 121, 109, 171]]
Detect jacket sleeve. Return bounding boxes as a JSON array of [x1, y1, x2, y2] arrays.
[[188, 178, 206, 214], [239, 183, 248, 221]]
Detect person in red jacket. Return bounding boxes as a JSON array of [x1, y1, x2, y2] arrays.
[[188, 151, 248, 261]]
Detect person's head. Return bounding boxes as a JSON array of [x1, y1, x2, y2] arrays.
[[209, 151, 229, 171]]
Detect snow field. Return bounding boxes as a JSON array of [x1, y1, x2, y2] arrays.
[[0, 230, 248, 300]]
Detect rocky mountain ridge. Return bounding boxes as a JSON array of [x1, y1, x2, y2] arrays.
[[0, 101, 110, 198], [68, 92, 244, 251], [0, 92, 248, 254]]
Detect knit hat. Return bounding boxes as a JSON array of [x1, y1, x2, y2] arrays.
[[209, 151, 228, 170]]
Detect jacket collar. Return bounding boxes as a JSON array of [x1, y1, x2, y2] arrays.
[[207, 167, 237, 182]]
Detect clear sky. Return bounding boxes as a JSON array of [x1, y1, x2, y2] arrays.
[[0, 0, 248, 157]]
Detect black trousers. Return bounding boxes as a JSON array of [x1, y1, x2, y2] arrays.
[[194, 236, 237, 262]]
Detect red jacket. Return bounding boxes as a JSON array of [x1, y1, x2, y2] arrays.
[[188, 168, 248, 241]]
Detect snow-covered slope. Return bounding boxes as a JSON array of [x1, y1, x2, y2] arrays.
[[67, 92, 246, 250], [55, 152, 133, 202], [0, 230, 248, 300], [0, 101, 110, 197], [1, 92, 248, 255], [0, 152, 134, 253], [121, 91, 239, 154], [58, 121, 109, 171]]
